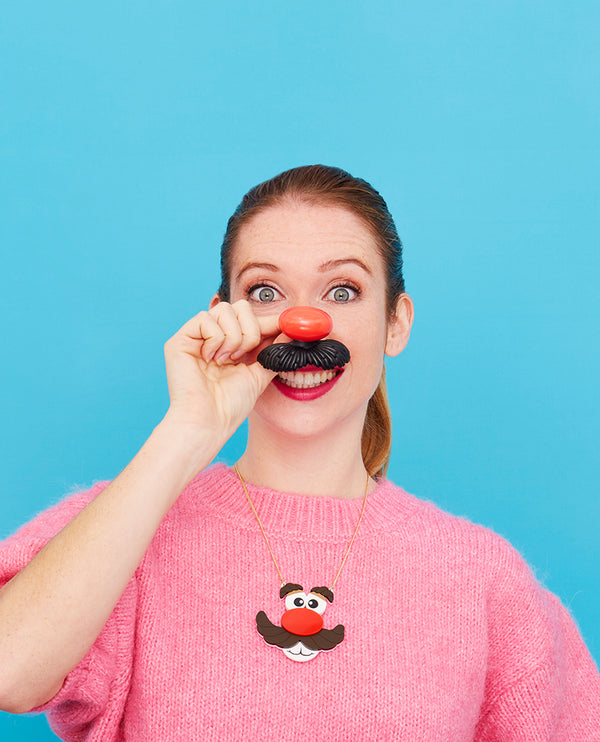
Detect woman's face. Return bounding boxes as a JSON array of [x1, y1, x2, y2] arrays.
[[227, 199, 412, 442]]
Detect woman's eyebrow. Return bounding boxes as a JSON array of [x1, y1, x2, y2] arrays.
[[236, 261, 280, 280], [318, 258, 372, 275]]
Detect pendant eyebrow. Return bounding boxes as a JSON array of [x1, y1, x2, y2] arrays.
[[280, 583, 304, 599], [310, 586, 334, 603]]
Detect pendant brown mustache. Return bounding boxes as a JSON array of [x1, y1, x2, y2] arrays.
[[257, 339, 350, 373], [256, 583, 345, 662]]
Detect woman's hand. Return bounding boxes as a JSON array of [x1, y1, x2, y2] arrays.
[[163, 299, 279, 445]]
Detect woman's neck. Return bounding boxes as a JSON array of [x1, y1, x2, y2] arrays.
[[236, 416, 373, 500]]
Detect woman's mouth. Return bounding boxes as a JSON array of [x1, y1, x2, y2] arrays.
[[276, 368, 340, 389], [272, 366, 344, 401]]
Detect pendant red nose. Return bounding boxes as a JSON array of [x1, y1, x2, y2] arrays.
[[278, 307, 333, 342], [281, 607, 324, 636]]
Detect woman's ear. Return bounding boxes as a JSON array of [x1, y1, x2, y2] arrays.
[[209, 293, 221, 310], [385, 294, 414, 357]]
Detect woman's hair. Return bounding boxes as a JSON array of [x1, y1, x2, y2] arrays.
[[218, 164, 406, 477]]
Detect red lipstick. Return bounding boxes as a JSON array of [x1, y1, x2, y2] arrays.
[[273, 368, 344, 401]]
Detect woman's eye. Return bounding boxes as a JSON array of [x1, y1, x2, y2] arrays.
[[327, 285, 357, 302], [249, 285, 280, 303]]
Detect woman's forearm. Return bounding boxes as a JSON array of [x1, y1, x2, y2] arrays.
[[0, 415, 219, 714]]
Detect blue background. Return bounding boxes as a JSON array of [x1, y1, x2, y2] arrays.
[[1, 1, 598, 737]]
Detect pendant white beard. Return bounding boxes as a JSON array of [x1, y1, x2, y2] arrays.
[[282, 641, 321, 663]]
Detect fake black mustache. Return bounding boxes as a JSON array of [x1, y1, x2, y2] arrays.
[[257, 339, 350, 373]]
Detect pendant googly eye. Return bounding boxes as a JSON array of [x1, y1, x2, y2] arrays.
[[284, 591, 308, 611], [306, 592, 327, 615]]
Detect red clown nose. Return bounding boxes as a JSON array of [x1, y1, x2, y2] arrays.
[[281, 607, 324, 636], [278, 307, 333, 342]]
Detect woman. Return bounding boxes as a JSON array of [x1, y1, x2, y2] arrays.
[[0, 165, 599, 740]]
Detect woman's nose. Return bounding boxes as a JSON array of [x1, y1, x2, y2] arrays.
[[278, 306, 333, 342]]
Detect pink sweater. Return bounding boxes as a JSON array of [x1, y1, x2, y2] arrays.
[[1, 463, 599, 740]]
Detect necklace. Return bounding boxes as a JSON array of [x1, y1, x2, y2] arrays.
[[234, 463, 370, 662]]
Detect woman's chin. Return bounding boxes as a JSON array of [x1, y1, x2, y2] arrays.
[[250, 374, 369, 442]]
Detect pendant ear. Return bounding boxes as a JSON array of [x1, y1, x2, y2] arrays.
[[310, 586, 334, 603], [280, 582, 304, 599]]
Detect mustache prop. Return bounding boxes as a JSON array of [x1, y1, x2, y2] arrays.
[[257, 339, 350, 373]]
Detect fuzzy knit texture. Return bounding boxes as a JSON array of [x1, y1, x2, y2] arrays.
[[1, 462, 600, 741]]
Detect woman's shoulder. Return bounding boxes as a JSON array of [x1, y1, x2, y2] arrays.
[[381, 477, 539, 585], [1, 480, 111, 547]]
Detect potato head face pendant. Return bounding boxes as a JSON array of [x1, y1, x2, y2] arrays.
[[256, 583, 345, 662]]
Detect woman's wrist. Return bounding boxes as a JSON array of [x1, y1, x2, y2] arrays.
[[153, 411, 224, 481]]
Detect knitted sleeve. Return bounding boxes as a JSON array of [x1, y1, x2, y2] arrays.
[[0, 483, 137, 741], [474, 538, 600, 741]]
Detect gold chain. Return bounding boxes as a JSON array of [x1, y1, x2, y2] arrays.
[[234, 463, 370, 591]]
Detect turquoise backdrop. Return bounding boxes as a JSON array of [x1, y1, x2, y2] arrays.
[[1, 1, 598, 738]]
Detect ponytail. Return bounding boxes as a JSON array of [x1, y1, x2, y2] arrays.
[[361, 366, 392, 477]]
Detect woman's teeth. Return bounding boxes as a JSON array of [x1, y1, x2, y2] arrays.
[[277, 369, 338, 389]]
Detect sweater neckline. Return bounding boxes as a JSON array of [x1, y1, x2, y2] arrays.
[[185, 462, 421, 540]]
